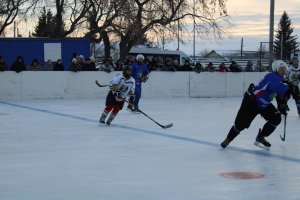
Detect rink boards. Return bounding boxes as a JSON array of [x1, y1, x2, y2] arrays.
[[0, 71, 268, 100]]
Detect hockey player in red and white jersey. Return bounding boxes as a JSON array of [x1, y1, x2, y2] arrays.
[[286, 56, 300, 115], [99, 65, 135, 125]]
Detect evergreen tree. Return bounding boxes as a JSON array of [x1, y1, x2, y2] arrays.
[[33, 7, 47, 37], [33, 7, 61, 38], [52, 13, 66, 38], [46, 9, 55, 37], [274, 11, 298, 60]]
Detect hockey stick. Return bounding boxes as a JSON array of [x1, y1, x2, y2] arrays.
[[280, 114, 287, 141], [124, 99, 173, 129], [95, 80, 109, 87]]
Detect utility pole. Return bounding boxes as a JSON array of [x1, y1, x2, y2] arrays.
[[177, 14, 180, 50], [193, 0, 195, 59], [260, 42, 263, 71], [241, 38, 244, 57], [162, 0, 165, 49], [269, 0, 275, 71], [14, 21, 16, 38]]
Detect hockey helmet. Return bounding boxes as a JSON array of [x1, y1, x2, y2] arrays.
[[136, 54, 144, 61], [123, 65, 132, 79], [272, 60, 288, 72]]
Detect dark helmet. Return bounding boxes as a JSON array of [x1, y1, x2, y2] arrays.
[[123, 65, 132, 79]]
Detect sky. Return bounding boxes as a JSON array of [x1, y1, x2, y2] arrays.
[[6, 0, 300, 56], [166, 0, 300, 55]]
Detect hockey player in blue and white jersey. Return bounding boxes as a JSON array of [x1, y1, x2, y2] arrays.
[[286, 56, 300, 115], [99, 66, 135, 125], [220, 60, 290, 150]]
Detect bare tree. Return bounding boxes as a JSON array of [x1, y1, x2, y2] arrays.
[[85, 0, 126, 57], [63, 0, 93, 37], [110, 0, 228, 61], [0, 0, 37, 35]]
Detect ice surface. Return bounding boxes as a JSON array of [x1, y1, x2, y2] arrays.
[[0, 97, 300, 200]]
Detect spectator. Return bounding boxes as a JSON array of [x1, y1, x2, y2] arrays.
[[149, 56, 160, 71], [53, 59, 65, 71], [218, 62, 229, 72], [114, 59, 124, 71], [99, 57, 114, 73], [11, 56, 26, 73], [173, 60, 180, 71], [69, 58, 82, 72], [82, 57, 96, 71], [71, 53, 78, 60], [229, 61, 242, 72], [43, 59, 54, 71], [244, 61, 254, 72], [0, 55, 8, 71], [124, 56, 134, 66], [78, 55, 85, 67], [205, 62, 215, 72], [90, 57, 96, 70], [163, 59, 177, 71], [179, 60, 192, 71], [28, 58, 41, 71], [153, 61, 164, 71], [194, 62, 204, 73]]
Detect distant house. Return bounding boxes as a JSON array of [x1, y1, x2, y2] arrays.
[[204, 50, 226, 60]]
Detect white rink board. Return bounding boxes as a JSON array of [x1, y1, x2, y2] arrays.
[[225, 73, 245, 97], [190, 73, 226, 98], [0, 72, 22, 99], [22, 72, 67, 99], [66, 72, 113, 99], [143, 72, 190, 97], [0, 71, 268, 100]]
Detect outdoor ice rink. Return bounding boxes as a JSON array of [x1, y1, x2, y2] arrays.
[[1, 97, 300, 200]]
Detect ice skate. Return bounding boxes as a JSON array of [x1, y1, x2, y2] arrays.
[[132, 107, 141, 114], [99, 119, 106, 126], [254, 136, 271, 150], [127, 105, 135, 112], [99, 115, 106, 126], [220, 138, 230, 148]]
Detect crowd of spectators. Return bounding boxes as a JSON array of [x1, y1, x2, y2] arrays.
[[0, 53, 261, 73]]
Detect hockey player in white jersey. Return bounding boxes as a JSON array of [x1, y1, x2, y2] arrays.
[[286, 56, 300, 115], [99, 66, 135, 125]]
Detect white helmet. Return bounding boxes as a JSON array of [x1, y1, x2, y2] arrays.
[[272, 60, 288, 72], [136, 54, 144, 61]]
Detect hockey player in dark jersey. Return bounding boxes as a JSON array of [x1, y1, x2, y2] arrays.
[[220, 60, 290, 150], [286, 56, 300, 115], [99, 66, 135, 125]]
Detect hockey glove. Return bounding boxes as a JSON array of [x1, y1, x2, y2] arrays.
[[114, 97, 123, 102], [142, 75, 149, 83], [277, 103, 288, 116], [128, 94, 135, 103], [112, 90, 122, 101], [245, 83, 256, 102]]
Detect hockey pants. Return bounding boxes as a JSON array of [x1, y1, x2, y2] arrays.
[[226, 92, 282, 142]]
